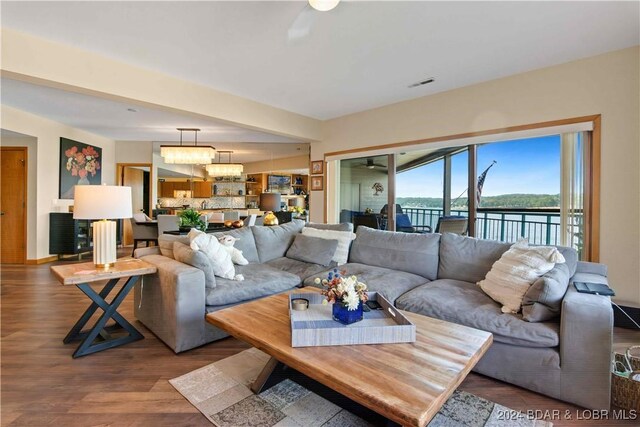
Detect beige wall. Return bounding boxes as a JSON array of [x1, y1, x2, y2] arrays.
[[243, 154, 310, 174], [0, 135, 38, 259], [115, 140, 153, 164], [312, 46, 640, 304], [1, 106, 116, 260]]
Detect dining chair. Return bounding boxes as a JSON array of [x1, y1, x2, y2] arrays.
[[209, 212, 225, 223], [246, 214, 258, 227], [435, 216, 468, 235], [157, 214, 179, 235], [223, 211, 240, 221], [129, 218, 159, 255]]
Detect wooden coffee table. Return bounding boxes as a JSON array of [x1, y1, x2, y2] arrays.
[[206, 288, 492, 427]]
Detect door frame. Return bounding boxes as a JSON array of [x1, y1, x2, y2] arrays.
[[116, 163, 154, 214], [1, 147, 28, 264]]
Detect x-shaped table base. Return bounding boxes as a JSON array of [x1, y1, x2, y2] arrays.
[[63, 276, 144, 358]]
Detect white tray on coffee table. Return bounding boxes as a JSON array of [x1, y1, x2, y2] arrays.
[[289, 291, 416, 347]]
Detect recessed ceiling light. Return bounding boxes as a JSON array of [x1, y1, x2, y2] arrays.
[[127, 108, 137, 112], [408, 77, 435, 88]]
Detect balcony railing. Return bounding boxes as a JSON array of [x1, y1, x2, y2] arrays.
[[403, 207, 572, 247]]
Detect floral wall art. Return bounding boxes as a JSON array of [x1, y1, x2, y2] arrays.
[[59, 137, 102, 199]]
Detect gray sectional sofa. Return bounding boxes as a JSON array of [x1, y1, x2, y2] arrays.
[[133, 220, 613, 410]]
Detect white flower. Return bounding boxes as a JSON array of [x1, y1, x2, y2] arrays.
[[314, 278, 321, 285], [343, 291, 360, 311]]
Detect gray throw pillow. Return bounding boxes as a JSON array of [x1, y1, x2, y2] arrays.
[[521, 246, 578, 322], [286, 234, 339, 266], [173, 241, 216, 289], [306, 222, 354, 232]]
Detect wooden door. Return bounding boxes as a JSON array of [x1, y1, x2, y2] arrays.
[[0, 147, 27, 264]]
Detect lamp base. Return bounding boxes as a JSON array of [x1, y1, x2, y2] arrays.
[[93, 220, 117, 268], [94, 262, 114, 270]]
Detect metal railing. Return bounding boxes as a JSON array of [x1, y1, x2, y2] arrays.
[[402, 207, 569, 246]]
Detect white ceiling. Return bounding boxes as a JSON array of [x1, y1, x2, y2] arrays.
[[2, 1, 638, 120], [0, 78, 300, 143]]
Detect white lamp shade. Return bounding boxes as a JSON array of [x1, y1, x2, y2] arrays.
[[73, 185, 133, 220]]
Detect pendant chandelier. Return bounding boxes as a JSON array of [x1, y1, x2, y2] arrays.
[[160, 128, 216, 164], [205, 151, 244, 177]]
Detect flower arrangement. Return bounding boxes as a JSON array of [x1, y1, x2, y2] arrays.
[[178, 208, 207, 231], [315, 269, 368, 311], [288, 206, 306, 215], [65, 145, 100, 181]]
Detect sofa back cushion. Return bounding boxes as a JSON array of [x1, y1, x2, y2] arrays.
[[349, 227, 440, 280], [438, 233, 511, 283], [306, 222, 354, 232], [212, 226, 259, 264], [251, 220, 305, 263], [158, 234, 190, 259]]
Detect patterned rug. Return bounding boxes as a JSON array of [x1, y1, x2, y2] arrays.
[[170, 348, 551, 427]]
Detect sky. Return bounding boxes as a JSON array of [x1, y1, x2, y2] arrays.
[[395, 135, 561, 198]]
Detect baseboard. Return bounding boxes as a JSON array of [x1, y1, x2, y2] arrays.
[[613, 304, 640, 330], [25, 256, 58, 265]]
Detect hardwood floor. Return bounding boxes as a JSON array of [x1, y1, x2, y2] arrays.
[[1, 256, 638, 426]]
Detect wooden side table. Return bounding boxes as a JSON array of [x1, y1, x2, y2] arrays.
[[51, 258, 157, 358]]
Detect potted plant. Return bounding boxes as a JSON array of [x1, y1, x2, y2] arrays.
[[315, 270, 368, 325], [178, 208, 206, 232]]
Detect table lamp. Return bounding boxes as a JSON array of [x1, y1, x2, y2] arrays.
[[73, 185, 132, 269]]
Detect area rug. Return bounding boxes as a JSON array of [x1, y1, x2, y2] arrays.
[[170, 348, 551, 427]]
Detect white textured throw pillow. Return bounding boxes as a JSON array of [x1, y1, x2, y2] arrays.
[[188, 229, 242, 281], [478, 239, 565, 314], [301, 227, 356, 265]]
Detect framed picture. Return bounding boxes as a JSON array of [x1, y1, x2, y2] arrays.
[[267, 174, 292, 194], [311, 175, 324, 191], [59, 137, 102, 199], [311, 160, 323, 175]]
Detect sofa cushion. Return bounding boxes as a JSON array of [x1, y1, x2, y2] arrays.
[[211, 226, 260, 264], [301, 227, 355, 265], [438, 233, 511, 283], [348, 227, 440, 280], [303, 262, 429, 304], [173, 242, 216, 289], [266, 257, 332, 281], [477, 239, 565, 314], [286, 234, 338, 266], [396, 279, 560, 348], [251, 220, 305, 263], [158, 234, 190, 259], [188, 229, 236, 280], [306, 222, 354, 232], [522, 246, 578, 322], [205, 264, 300, 306]]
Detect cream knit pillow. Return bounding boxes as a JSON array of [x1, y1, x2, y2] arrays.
[[478, 239, 565, 314]]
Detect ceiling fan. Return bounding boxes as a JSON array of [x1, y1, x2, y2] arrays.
[[360, 158, 387, 170], [287, 0, 341, 42]]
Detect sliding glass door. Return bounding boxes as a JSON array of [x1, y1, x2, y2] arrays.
[[331, 129, 593, 260]]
